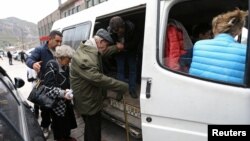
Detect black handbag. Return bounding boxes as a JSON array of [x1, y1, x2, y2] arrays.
[[27, 80, 57, 108]]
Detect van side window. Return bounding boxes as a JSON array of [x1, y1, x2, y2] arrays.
[[161, 0, 248, 86], [62, 28, 75, 48], [73, 23, 91, 49], [62, 22, 91, 50]]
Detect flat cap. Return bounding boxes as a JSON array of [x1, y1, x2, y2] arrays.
[[96, 28, 114, 44]]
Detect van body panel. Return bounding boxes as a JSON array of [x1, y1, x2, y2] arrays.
[[141, 114, 207, 141], [140, 0, 250, 140]]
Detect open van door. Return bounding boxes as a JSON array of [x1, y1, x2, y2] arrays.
[[140, 0, 250, 141]]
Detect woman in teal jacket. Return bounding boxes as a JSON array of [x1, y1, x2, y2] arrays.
[[189, 9, 248, 84]]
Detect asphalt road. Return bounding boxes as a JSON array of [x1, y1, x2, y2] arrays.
[[0, 57, 142, 141]]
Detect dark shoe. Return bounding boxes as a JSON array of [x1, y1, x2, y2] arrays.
[[129, 91, 138, 98]]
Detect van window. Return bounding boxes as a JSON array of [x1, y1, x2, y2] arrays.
[[62, 22, 91, 50], [62, 28, 75, 48], [160, 0, 248, 85]]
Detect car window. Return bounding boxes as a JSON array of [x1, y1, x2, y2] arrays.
[[0, 78, 22, 138]]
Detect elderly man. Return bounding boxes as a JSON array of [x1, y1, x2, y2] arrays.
[[70, 28, 128, 141]]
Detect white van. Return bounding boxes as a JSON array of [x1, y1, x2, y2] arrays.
[[51, 0, 250, 140]]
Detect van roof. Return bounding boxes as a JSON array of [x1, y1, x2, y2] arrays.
[[51, 0, 147, 32]]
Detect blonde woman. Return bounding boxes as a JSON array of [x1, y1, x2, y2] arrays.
[[189, 9, 248, 84]]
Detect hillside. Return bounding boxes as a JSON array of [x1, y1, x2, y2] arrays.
[[0, 17, 39, 50]]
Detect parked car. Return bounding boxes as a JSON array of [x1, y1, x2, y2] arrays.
[[13, 51, 25, 61], [12, 51, 21, 60], [0, 50, 5, 58], [0, 66, 45, 141], [25, 48, 35, 56]]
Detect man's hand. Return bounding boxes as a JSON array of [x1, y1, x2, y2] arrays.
[[33, 61, 42, 73], [116, 42, 124, 51]]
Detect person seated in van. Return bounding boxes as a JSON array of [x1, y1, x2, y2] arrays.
[[191, 23, 213, 43], [108, 16, 140, 98], [165, 19, 193, 72], [189, 8, 248, 84], [180, 23, 213, 71]]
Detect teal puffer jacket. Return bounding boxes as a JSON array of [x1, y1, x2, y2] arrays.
[[189, 33, 246, 84]]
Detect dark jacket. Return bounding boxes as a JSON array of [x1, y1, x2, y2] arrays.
[[109, 20, 139, 53], [44, 59, 77, 131], [70, 39, 128, 115], [7, 51, 12, 58], [19, 51, 26, 59], [26, 43, 54, 79]]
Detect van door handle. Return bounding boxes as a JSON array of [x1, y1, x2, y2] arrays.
[[146, 79, 152, 98]]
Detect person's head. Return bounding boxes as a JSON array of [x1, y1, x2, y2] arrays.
[[212, 8, 248, 37], [109, 16, 125, 37], [94, 28, 114, 54], [192, 23, 212, 42], [48, 30, 63, 50], [55, 45, 75, 66]]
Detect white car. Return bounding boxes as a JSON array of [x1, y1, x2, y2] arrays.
[[13, 51, 21, 60], [25, 48, 35, 56]]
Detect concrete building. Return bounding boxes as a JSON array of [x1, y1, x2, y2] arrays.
[[37, 0, 108, 45]]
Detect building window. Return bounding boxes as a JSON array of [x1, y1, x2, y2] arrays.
[[68, 10, 71, 16], [94, 0, 99, 5], [72, 8, 75, 14], [86, 0, 93, 8], [64, 12, 67, 17], [76, 5, 80, 12]]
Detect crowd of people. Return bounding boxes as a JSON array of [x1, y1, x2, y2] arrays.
[[2, 8, 244, 141], [25, 16, 133, 141]]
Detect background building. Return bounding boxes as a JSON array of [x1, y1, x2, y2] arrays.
[[37, 0, 108, 45]]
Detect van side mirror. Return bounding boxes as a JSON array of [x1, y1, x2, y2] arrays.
[[14, 77, 25, 88]]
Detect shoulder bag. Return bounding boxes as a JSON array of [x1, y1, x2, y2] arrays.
[[27, 79, 57, 108]]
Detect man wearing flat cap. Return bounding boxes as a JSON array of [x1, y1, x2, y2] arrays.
[[70, 28, 128, 141]]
